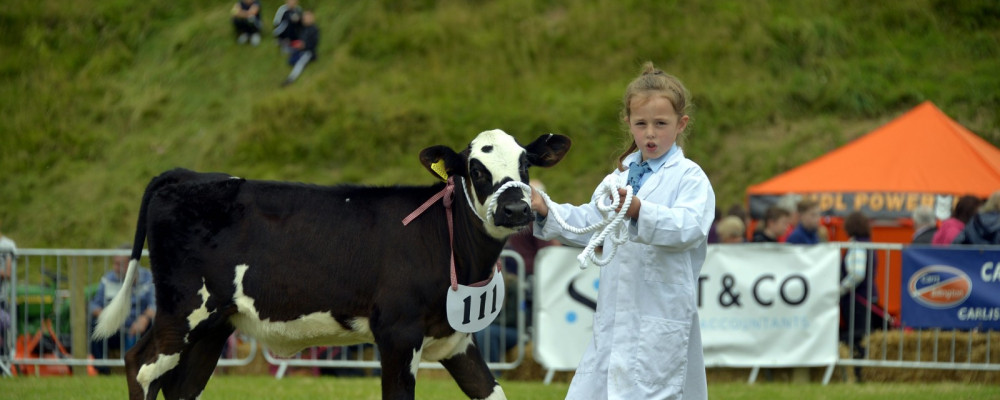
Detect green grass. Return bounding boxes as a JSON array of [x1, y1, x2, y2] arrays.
[[2, 0, 1000, 247], [3, 375, 999, 400]]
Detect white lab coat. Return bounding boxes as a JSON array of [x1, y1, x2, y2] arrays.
[[535, 148, 715, 400]]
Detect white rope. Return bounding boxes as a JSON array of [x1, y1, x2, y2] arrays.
[[534, 174, 633, 269], [459, 175, 633, 269], [459, 177, 532, 227]]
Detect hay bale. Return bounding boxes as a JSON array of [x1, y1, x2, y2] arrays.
[[859, 330, 1000, 383]]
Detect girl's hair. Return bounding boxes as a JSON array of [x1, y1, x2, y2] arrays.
[[844, 211, 871, 239], [952, 195, 982, 223], [616, 61, 692, 171]]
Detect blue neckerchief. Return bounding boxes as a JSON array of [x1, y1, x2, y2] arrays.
[[626, 161, 651, 192], [626, 145, 677, 192]]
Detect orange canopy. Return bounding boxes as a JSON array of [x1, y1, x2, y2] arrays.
[[747, 101, 1000, 219]]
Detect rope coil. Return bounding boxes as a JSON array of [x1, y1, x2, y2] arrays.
[[534, 174, 633, 269], [456, 175, 632, 270]]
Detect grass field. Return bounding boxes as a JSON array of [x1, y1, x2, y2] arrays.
[[4, 375, 1000, 400], [3, 0, 1000, 248]]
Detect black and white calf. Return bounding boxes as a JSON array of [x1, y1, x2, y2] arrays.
[[93, 129, 571, 400]]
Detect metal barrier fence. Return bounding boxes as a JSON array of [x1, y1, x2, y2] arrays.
[[831, 243, 1000, 383], [0, 248, 526, 377], [2, 245, 997, 381]]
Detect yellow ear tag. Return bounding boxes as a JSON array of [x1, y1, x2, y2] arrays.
[[431, 159, 448, 182]]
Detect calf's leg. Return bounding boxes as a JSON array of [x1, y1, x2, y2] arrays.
[[440, 342, 506, 400], [159, 325, 236, 400], [124, 317, 188, 400]]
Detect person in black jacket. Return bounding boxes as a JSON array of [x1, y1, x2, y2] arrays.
[[272, 0, 304, 54], [953, 191, 1000, 245], [752, 206, 791, 243], [282, 10, 319, 87], [231, 0, 262, 46]]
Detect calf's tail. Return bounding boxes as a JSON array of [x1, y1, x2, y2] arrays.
[[92, 171, 174, 340]]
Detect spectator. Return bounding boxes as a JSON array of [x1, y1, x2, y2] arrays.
[[272, 0, 303, 54], [0, 220, 15, 360], [707, 207, 721, 244], [910, 205, 938, 245], [89, 244, 156, 374], [952, 190, 1000, 245], [785, 199, 822, 244], [0, 220, 14, 284], [715, 215, 746, 243], [775, 193, 800, 241], [281, 10, 319, 87], [931, 195, 981, 245], [232, 0, 262, 46], [838, 211, 885, 382], [752, 206, 791, 243]]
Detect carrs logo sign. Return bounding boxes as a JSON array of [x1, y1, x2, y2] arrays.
[[908, 265, 972, 309]]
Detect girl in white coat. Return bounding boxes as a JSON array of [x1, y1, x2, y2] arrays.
[[532, 62, 715, 400]]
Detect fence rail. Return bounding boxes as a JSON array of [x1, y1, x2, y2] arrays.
[[2, 245, 998, 381], [0, 249, 527, 377]]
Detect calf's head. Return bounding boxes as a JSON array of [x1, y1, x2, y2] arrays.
[[420, 129, 571, 239]]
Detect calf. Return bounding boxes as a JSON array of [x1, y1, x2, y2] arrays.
[[93, 129, 571, 400]]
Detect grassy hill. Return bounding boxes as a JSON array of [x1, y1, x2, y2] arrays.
[[2, 0, 999, 247]]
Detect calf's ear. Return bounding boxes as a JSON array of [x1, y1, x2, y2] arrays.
[[525, 133, 572, 168], [419, 145, 466, 181]]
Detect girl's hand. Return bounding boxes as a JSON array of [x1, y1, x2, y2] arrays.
[[615, 188, 640, 219], [531, 188, 548, 218]]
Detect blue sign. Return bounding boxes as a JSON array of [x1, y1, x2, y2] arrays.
[[901, 247, 1000, 329]]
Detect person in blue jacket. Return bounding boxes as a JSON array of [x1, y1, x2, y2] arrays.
[[785, 199, 822, 244], [89, 245, 156, 374]]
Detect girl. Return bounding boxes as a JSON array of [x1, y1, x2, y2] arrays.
[[531, 62, 714, 399]]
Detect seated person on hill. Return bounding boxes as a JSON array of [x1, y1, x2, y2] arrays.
[[282, 10, 320, 86], [232, 0, 262, 46], [272, 0, 303, 54], [89, 245, 156, 374], [752, 206, 791, 243]]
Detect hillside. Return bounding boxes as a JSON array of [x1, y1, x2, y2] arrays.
[[2, 0, 999, 247]]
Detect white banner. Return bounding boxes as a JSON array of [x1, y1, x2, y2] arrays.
[[533, 246, 601, 370], [533, 243, 840, 371], [700, 243, 840, 367]]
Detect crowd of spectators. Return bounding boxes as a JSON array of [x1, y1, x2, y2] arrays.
[[232, 0, 320, 86]]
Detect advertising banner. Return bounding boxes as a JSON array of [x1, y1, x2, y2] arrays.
[[532, 246, 601, 370], [748, 192, 956, 220], [699, 244, 840, 367], [533, 244, 841, 371], [900, 247, 1000, 329]]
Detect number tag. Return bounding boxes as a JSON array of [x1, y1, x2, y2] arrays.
[[446, 267, 505, 333]]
